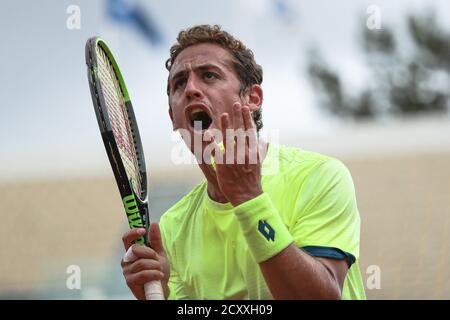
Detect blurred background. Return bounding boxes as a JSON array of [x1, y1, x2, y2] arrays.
[[0, 0, 449, 299]]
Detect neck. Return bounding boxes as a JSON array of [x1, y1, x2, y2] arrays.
[[198, 140, 269, 204]]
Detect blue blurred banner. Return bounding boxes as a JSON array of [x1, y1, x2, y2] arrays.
[[272, 0, 295, 25], [107, 0, 163, 46]]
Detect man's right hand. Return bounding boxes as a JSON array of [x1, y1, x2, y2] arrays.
[[121, 223, 170, 300]]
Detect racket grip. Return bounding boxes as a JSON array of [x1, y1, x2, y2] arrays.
[[144, 280, 164, 300], [124, 246, 165, 300]]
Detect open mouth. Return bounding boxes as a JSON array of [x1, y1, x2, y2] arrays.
[[189, 108, 213, 131]]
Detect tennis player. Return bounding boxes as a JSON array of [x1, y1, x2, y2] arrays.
[[121, 24, 366, 300]]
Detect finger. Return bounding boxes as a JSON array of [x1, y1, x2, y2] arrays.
[[149, 223, 166, 256], [125, 270, 164, 287], [221, 113, 234, 164], [121, 244, 159, 268], [202, 130, 213, 165], [122, 228, 146, 251], [234, 103, 250, 164], [242, 107, 258, 164], [121, 256, 160, 274], [233, 102, 244, 130], [130, 244, 159, 260], [220, 113, 230, 151], [126, 258, 163, 274], [242, 106, 255, 130], [205, 131, 224, 166]]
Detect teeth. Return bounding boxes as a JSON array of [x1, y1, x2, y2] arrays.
[[191, 108, 203, 115]]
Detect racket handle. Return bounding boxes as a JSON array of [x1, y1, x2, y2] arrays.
[[124, 246, 165, 300], [144, 280, 164, 300]]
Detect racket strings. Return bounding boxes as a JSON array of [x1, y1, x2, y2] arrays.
[[96, 46, 143, 198]]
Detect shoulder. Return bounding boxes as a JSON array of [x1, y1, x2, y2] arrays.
[[269, 144, 350, 183]]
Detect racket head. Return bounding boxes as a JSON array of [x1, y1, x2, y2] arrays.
[[85, 37, 149, 245]]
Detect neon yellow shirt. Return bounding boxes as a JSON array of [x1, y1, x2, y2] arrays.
[[159, 144, 366, 299]]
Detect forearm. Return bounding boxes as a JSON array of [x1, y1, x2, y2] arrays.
[[233, 193, 341, 300], [259, 244, 341, 300]]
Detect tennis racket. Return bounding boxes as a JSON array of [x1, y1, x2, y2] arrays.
[[85, 37, 164, 300]]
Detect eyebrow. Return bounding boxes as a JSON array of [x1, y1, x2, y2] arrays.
[[169, 63, 226, 83]]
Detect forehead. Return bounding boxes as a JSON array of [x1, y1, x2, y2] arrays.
[[169, 43, 234, 77]]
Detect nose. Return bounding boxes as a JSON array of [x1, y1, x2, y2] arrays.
[[184, 76, 203, 100]]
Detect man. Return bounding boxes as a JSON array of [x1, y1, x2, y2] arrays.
[[121, 25, 366, 300]]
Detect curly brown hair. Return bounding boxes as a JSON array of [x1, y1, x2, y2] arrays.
[[166, 24, 263, 131]]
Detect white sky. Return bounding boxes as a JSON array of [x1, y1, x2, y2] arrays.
[[0, 0, 449, 181]]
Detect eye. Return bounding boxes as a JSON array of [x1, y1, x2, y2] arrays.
[[173, 78, 186, 90], [203, 71, 217, 81]]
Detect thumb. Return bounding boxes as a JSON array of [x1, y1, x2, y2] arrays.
[[148, 222, 166, 256]]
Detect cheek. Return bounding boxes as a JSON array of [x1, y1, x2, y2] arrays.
[[216, 94, 238, 113], [169, 97, 186, 125], [171, 111, 186, 129]]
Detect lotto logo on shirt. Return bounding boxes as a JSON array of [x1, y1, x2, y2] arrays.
[[258, 220, 275, 241]]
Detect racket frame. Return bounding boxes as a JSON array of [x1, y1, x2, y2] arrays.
[[85, 37, 150, 246]]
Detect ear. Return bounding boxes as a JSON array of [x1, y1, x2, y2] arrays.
[[246, 84, 263, 112]]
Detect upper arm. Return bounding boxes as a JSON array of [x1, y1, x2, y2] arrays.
[[292, 159, 361, 283], [315, 257, 349, 294]]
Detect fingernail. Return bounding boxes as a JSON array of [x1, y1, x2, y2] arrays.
[[137, 228, 146, 235]]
